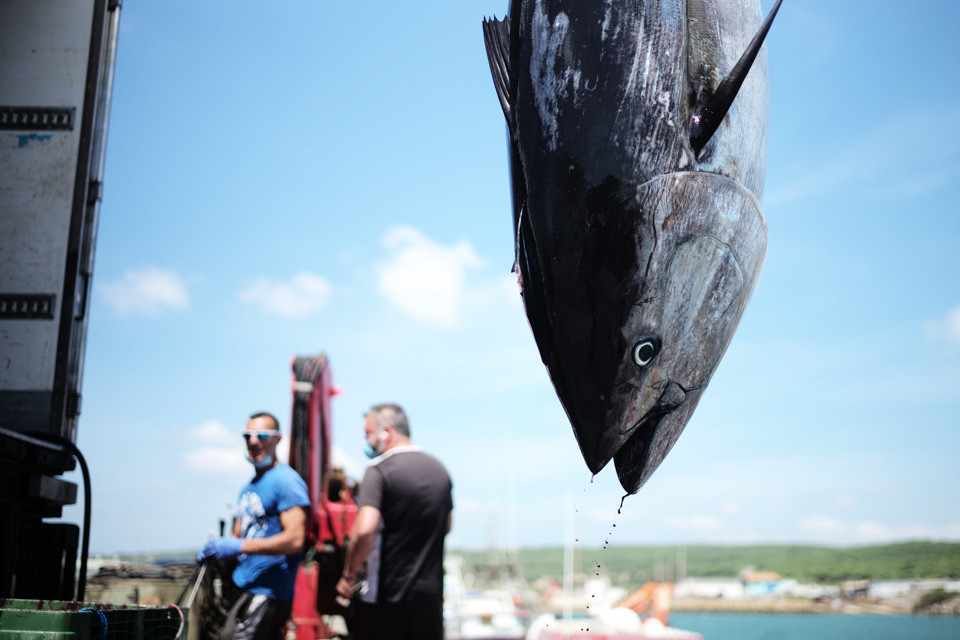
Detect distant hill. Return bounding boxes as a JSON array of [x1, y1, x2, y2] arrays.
[[455, 542, 960, 586]]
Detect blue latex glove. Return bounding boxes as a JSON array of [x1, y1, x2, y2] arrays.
[[197, 537, 243, 564]]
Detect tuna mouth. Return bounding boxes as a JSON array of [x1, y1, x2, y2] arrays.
[[612, 380, 690, 492], [612, 408, 669, 491]]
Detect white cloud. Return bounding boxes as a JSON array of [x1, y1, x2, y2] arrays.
[[800, 514, 845, 535], [925, 305, 960, 346], [719, 501, 743, 515], [664, 515, 723, 532], [238, 271, 332, 317], [375, 226, 485, 328], [798, 515, 960, 544], [190, 419, 236, 445], [855, 521, 960, 542], [99, 267, 189, 316], [181, 418, 295, 477], [182, 420, 247, 474], [183, 445, 249, 475], [834, 495, 858, 508], [452, 497, 487, 514], [495, 272, 524, 310]]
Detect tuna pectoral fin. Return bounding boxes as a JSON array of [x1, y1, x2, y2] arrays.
[[482, 17, 512, 122], [690, 0, 783, 154]]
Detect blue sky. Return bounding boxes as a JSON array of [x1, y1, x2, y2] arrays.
[[60, 0, 959, 555]]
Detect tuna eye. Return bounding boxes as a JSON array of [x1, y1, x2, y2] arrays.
[[632, 340, 659, 368]]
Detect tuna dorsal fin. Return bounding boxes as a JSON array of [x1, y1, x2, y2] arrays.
[[482, 16, 512, 123], [690, 0, 783, 154]]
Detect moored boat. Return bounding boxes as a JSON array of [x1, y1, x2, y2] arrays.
[[526, 608, 702, 640], [445, 555, 530, 640], [453, 589, 528, 640]]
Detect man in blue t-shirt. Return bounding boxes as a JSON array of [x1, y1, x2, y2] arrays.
[[198, 412, 310, 640]]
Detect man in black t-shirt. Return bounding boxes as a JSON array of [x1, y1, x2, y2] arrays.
[[336, 404, 453, 640]]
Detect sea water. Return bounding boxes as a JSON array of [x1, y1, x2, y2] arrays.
[[668, 612, 960, 640]]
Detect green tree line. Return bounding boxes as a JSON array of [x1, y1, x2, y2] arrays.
[[456, 542, 960, 587]]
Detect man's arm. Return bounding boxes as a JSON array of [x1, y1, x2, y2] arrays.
[[335, 505, 381, 598], [199, 505, 306, 564], [238, 506, 307, 556]]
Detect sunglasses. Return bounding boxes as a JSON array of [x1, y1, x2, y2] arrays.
[[242, 430, 280, 442]]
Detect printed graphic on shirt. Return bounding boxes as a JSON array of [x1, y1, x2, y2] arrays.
[[238, 490, 268, 539]]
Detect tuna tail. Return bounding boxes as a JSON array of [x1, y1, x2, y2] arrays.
[[690, 0, 783, 155]]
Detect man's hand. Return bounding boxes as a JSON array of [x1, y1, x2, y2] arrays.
[[336, 574, 362, 600], [197, 537, 243, 564]]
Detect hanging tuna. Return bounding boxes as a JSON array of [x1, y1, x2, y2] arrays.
[[482, 0, 782, 492]]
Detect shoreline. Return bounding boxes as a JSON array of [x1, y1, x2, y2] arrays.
[[83, 571, 960, 618], [672, 596, 959, 616]]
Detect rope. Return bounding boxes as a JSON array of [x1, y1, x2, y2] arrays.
[[79, 607, 108, 640]]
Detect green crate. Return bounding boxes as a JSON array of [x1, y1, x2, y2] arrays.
[[0, 599, 185, 640]]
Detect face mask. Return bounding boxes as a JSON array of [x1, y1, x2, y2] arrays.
[[364, 428, 386, 459], [247, 452, 274, 469]]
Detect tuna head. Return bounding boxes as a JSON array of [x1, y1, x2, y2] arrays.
[[607, 173, 767, 492], [517, 170, 766, 494]]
